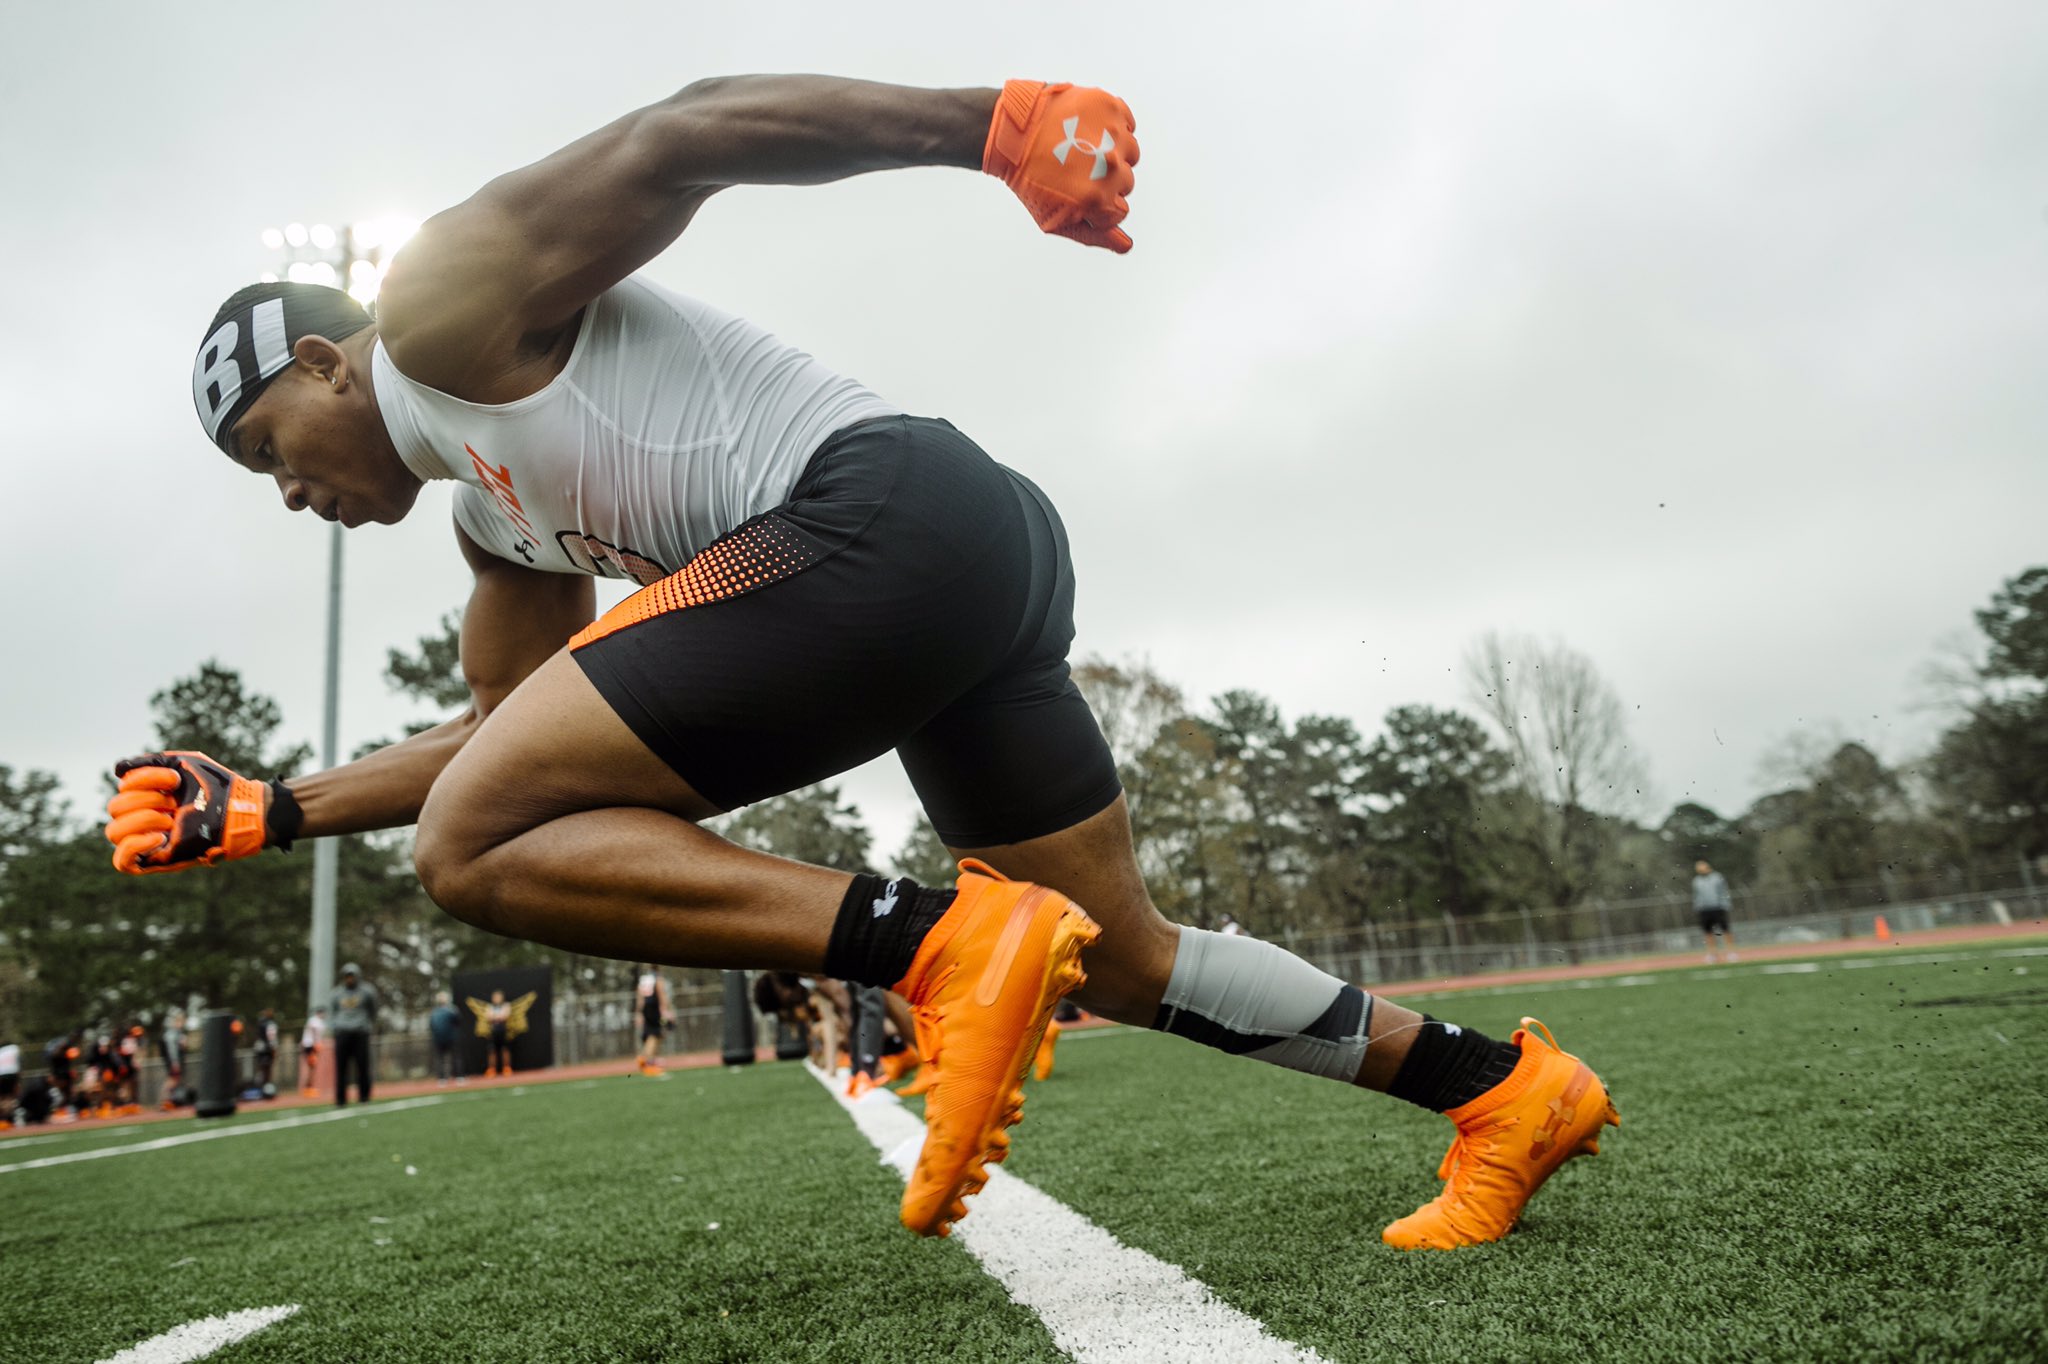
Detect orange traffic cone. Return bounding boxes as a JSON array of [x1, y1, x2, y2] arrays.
[[1875, 914, 1892, 943]]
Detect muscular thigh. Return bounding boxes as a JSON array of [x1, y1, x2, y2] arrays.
[[420, 650, 716, 857]]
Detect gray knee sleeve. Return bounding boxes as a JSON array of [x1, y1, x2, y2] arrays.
[[1152, 926, 1372, 1082]]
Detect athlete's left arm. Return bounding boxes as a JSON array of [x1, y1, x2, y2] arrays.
[[376, 76, 1137, 395]]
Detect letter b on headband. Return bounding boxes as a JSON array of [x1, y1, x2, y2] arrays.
[[193, 297, 293, 444]]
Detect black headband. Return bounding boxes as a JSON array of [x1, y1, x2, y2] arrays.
[[192, 283, 371, 455]]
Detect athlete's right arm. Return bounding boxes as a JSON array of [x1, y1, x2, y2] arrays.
[[107, 528, 593, 871], [374, 76, 1137, 397]]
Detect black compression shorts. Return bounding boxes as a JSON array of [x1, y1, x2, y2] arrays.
[[571, 415, 1121, 848], [1697, 907, 1732, 934]]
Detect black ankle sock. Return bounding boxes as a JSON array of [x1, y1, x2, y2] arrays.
[[1386, 1016, 1523, 1113], [822, 875, 954, 989]]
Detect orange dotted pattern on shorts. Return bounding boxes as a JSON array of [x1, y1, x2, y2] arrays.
[[570, 516, 818, 650]]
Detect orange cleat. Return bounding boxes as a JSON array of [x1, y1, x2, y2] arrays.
[[1382, 1018, 1619, 1250], [879, 1048, 922, 1084], [891, 860, 1099, 1237], [1032, 1017, 1063, 1082]]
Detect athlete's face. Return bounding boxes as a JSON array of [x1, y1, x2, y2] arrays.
[[226, 334, 422, 529]]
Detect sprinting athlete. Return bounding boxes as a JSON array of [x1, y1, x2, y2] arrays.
[[105, 74, 1615, 1246]]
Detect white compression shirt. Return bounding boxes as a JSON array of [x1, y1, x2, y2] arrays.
[[373, 274, 899, 584]]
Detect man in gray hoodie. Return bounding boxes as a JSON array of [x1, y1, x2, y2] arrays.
[[330, 964, 379, 1106], [1692, 861, 1739, 964]]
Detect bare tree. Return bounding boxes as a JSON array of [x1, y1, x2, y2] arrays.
[[1072, 655, 1188, 836], [1463, 631, 1649, 908]]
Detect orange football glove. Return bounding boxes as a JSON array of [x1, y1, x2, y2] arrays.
[[105, 751, 280, 875], [983, 79, 1139, 253]]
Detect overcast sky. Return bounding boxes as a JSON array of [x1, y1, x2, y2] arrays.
[[3, 2, 2042, 858]]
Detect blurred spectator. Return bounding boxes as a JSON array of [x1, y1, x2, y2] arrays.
[[299, 1008, 326, 1097], [1692, 859, 1740, 963], [250, 1009, 281, 1095], [330, 964, 378, 1106], [15, 1073, 55, 1125], [45, 1030, 80, 1121], [108, 1026, 142, 1115], [634, 965, 674, 1076], [80, 1033, 113, 1117], [0, 1039, 19, 1128], [484, 989, 513, 1077], [159, 1009, 188, 1110], [1217, 913, 1246, 937], [428, 991, 464, 1087]]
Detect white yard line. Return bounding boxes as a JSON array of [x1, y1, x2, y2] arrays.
[[97, 1305, 300, 1364], [810, 1066, 1326, 1364], [0, 1097, 444, 1175]]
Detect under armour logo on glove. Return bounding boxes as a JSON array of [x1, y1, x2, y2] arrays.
[[983, 79, 1139, 252], [872, 880, 901, 918], [1052, 117, 1115, 180]]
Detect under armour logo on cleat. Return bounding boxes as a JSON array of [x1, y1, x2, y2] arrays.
[[872, 880, 900, 919], [1051, 116, 1115, 180]]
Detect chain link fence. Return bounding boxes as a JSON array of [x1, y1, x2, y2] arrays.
[[1278, 880, 2047, 986]]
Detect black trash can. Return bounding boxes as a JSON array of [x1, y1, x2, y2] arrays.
[[195, 1011, 241, 1119], [720, 971, 756, 1066]]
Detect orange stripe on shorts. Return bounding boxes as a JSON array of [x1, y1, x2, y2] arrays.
[[570, 516, 818, 650]]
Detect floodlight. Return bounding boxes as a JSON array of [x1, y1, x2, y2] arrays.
[[284, 222, 308, 247], [261, 228, 285, 250], [309, 223, 336, 250]]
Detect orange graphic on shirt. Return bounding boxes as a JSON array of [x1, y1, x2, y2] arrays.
[[467, 445, 538, 550]]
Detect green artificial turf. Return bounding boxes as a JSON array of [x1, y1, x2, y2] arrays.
[[4, 944, 2045, 1362], [1002, 946, 2048, 1363]]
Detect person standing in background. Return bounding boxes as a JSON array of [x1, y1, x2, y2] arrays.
[[483, 990, 514, 1077], [299, 1008, 325, 1097], [0, 1040, 20, 1128], [329, 965, 379, 1105], [110, 1026, 143, 1114], [633, 965, 673, 1076], [428, 991, 464, 1087], [1692, 860, 1739, 963], [250, 1009, 281, 1095], [158, 1010, 186, 1110]]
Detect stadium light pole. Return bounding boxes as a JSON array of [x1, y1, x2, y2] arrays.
[[258, 217, 416, 1018]]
